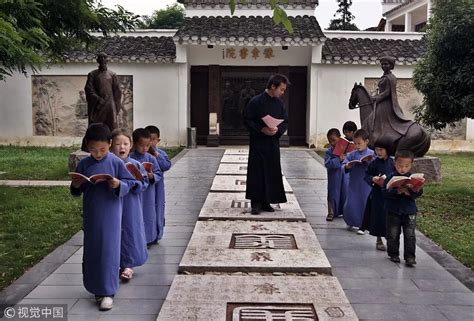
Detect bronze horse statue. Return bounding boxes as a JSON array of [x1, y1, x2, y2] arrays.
[[349, 83, 431, 157]]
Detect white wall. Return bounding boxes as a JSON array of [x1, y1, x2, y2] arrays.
[[313, 63, 416, 147], [0, 62, 184, 146], [188, 45, 312, 66]]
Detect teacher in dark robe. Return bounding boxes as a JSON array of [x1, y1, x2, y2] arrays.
[[243, 74, 289, 215]]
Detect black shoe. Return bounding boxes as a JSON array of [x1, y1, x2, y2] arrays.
[[261, 203, 275, 212], [251, 207, 261, 215], [389, 256, 401, 263], [405, 257, 416, 267]]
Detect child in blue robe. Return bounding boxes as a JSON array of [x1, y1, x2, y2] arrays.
[[111, 129, 149, 281], [146, 125, 172, 241], [324, 128, 345, 221], [70, 123, 135, 311], [342, 129, 375, 233], [130, 128, 163, 246], [361, 136, 395, 250], [340, 121, 358, 216]]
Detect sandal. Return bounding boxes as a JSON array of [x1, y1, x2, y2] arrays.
[[120, 268, 134, 281]]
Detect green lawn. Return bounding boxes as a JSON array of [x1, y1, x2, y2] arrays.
[[0, 146, 184, 180], [0, 187, 82, 290], [417, 153, 474, 269]]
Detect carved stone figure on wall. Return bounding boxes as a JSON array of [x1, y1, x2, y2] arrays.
[[84, 53, 122, 131], [349, 56, 431, 157]]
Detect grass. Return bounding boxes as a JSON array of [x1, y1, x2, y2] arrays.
[[0, 187, 82, 290], [0, 146, 184, 180], [417, 153, 474, 269]]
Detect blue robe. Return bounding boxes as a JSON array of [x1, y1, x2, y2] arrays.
[[324, 147, 345, 217], [70, 152, 134, 296], [361, 157, 395, 236], [120, 157, 149, 268], [129, 151, 162, 244], [342, 148, 375, 227], [153, 147, 171, 241]]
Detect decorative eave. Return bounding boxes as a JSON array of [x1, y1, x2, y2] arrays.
[[321, 37, 426, 65], [177, 0, 318, 9], [384, 0, 416, 16], [62, 36, 176, 64], [173, 15, 326, 46]]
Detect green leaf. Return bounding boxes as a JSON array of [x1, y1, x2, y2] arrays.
[[273, 8, 282, 24], [230, 0, 236, 15], [282, 18, 293, 33]]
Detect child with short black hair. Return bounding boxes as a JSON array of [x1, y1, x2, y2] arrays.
[[383, 150, 423, 267], [130, 128, 163, 246], [342, 121, 358, 141], [361, 136, 395, 250], [324, 128, 345, 221], [111, 129, 148, 282], [342, 129, 375, 233], [145, 125, 171, 241], [70, 123, 135, 311]]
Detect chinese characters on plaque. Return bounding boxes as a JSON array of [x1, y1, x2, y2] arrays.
[[224, 47, 276, 60]]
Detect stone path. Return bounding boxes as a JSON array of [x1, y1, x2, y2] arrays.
[[2, 148, 472, 321]]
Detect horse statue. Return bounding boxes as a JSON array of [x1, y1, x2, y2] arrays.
[[349, 83, 431, 157]]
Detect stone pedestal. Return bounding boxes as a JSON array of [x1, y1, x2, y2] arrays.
[[68, 150, 89, 171], [280, 134, 290, 147], [413, 156, 442, 183], [207, 134, 220, 147]]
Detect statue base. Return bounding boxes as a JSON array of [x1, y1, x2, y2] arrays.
[[206, 135, 219, 147], [69, 149, 90, 172], [280, 135, 290, 147], [413, 156, 442, 183]]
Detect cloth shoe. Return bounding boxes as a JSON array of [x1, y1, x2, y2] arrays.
[[356, 230, 365, 235], [389, 256, 401, 263], [405, 257, 417, 267], [99, 297, 113, 311], [261, 203, 275, 212]]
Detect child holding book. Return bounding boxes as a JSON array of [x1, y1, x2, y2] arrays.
[[342, 129, 375, 233], [145, 125, 171, 241], [342, 121, 357, 142], [70, 123, 135, 311], [111, 129, 149, 281], [360, 136, 395, 250], [324, 128, 345, 221], [383, 150, 424, 267], [130, 128, 163, 246]]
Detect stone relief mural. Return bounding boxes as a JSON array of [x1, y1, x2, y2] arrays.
[[365, 78, 466, 140], [32, 75, 133, 137]]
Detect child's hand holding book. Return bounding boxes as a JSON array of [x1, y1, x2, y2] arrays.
[[372, 174, 386, 187], [108, 178, 121, 189]]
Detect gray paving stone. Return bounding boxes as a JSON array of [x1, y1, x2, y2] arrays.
[[54, 263, 82, 274], [352, 303, 448, 321], [400, 291, 474, 306], [69, 298, 163, 315], [146, 254, 184, 264], [157, 275, 357, 321], [343, 289, 401, 304], [12, 262, 63, 284], [114, 285, 169, 300], [412, 279, 471, 293], [133, 263, 179, 275], [435, 305, 474, 321], [19, 298, 79, 312], [42, 273, 83, 286], [25, 285, 90, 299], [337, 278, 419, 291]]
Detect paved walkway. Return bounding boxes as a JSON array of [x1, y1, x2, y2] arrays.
[[2, 148, 472, 321]]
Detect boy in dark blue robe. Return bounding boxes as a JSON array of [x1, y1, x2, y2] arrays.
[[111, 129, 149, 281], [130, 128, 163, 246], [146, 125, 172, 241], [342, 129, 375, 232], [340, 121, 358, 215], [70, 123, 135, 311], [361, 136, 395, 250], [324, 128, 345, 221], [383, 150, 424, 267]]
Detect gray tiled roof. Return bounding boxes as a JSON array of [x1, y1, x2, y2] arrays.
[[322, 37, 426, 65], [63, 36, 176, 63], [173, 15, 325, 46], [177, 0, 318, 8]]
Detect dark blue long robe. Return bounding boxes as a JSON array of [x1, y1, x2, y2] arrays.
[[70, 152, 134, 296], [342, 148, 375, 227], [129, 151, 162, 243], [153, 147, 171, 241], [120, 157, 149, 268], [324, 147, 345, 217], [361, 157, 395, 237]]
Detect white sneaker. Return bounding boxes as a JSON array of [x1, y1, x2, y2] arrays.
[[356, 230, 365, 235], [99, 296, 113, 311]]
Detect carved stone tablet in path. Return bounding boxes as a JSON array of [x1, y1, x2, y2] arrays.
[[224, 149, 249, 155], [156, 275, 357, 321], [217, 163, 248, 175], [179, 221, 331, 274], [199, 193, 305, 221], [221, 155, 249, 164], [210, 175, 293, 193]]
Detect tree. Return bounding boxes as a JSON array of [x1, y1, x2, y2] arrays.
[[230, 0, 293, 32], [0, 0, 139, 81], [413, 0, 474, 129], [140, 4, 185, 29], [327, 0, 359, 31]]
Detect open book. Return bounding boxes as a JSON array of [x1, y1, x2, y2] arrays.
[[333, 137, 356, 157], [386, 173, 425, 192], [126, 163, 144, 181], [261, 115, 284, 129], [142, 162, 153, 172], [347, 154, 374, 166], [68, 172, 114, 185]]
